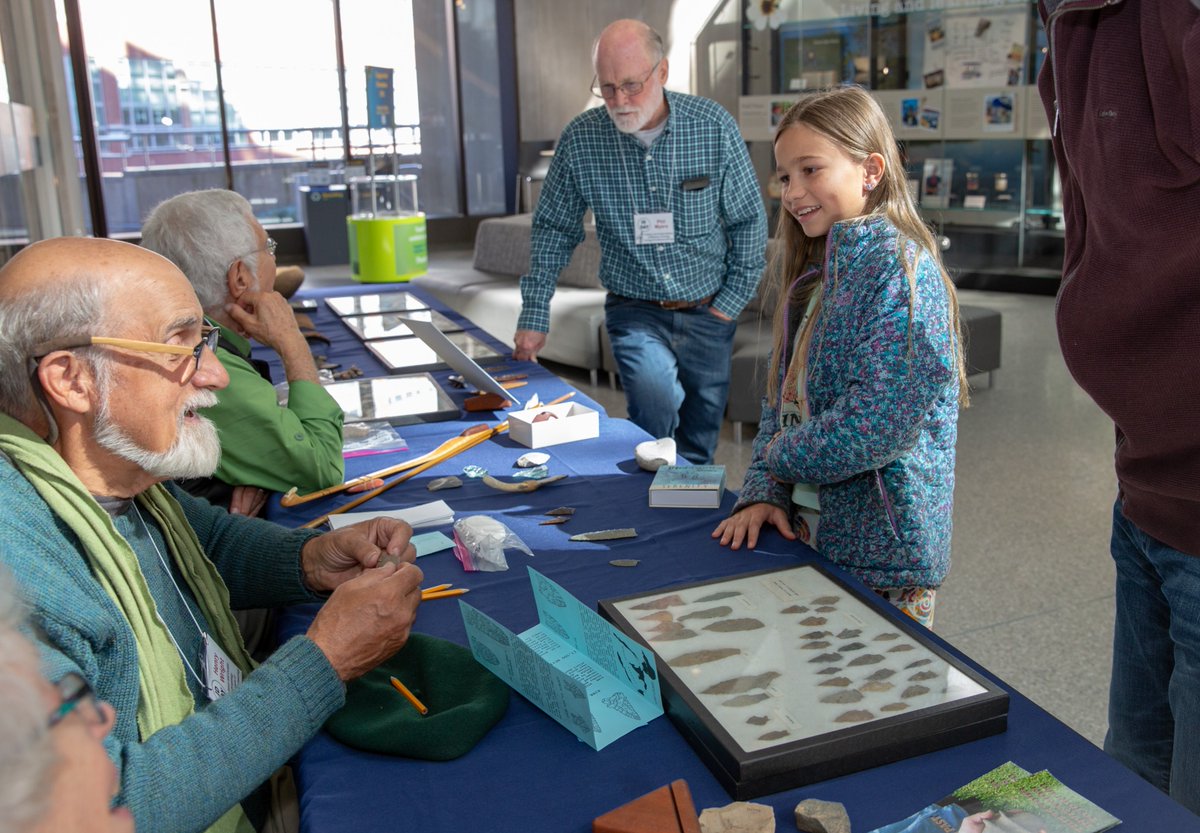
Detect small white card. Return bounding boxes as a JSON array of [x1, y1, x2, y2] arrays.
[[964, 195, 987, 210], [202, 633, 243, 702], [327, 499, 454, 530], [634, 212, 675, 244]]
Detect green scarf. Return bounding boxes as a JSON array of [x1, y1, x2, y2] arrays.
[[0, 414, 255, 833]]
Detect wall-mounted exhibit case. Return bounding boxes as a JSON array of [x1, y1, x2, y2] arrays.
[[737, 1, 1062, 290]]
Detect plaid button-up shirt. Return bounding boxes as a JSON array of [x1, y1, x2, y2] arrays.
[[517, 91, 767, 333]]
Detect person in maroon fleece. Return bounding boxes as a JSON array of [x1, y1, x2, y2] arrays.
[[1038, 0, 1200, 814]]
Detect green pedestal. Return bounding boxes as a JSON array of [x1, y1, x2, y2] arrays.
[[347, 214, 428, 283]]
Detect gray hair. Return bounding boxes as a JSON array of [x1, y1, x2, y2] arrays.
[[141, 189, 260, 310], [0, 277, 117, 427], [0, 570, 55, 833], [592, 21, 665, 68]]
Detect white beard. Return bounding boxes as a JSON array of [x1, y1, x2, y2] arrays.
[[606, 85, 665, 134], [94, 389, 222, 480]]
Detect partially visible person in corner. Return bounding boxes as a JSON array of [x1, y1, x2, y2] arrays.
[[141, 189, 344, 517], [1038, 0, 1200, 814], [513, 19, 766, 466], [712, 87, 967, 629], [0, 569, 134, 833], [0, 237, 424, 833]]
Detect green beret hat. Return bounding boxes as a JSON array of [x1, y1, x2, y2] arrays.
[[325, 633, 509, 761]]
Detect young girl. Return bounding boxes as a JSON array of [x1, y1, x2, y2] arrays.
[[712, 86, 968, 628]]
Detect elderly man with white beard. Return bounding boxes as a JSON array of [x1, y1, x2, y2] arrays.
[[0, 238, 424, 833], [513, 18, 766, 466]]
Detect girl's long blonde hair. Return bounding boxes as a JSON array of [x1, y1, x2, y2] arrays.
[[765, 86, 968, 408]]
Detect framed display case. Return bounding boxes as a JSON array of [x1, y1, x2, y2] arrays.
[[320, 373, 458, 425], [599, 564, 1008, 799], [340, 309, 464, 340], [325, 291, 430, 317], [366, 332, 505, 374]]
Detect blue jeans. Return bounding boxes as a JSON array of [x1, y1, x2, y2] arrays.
[[1106, 498, 1200, 815], [604, 295, 736, 465]]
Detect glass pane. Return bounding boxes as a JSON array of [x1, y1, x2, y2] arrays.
[[0, 35, 31, 249], [213, 0, 343, 227], [340, 0, 449, 216], [456, 0, 507, 215], [72, 0, 227, 235]]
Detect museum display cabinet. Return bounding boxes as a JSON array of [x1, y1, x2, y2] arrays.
[[735, 0, 1063, 292]]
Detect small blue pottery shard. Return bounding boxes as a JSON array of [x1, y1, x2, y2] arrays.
[[462, 465, 488, 479], [511, 465, 549, 481]]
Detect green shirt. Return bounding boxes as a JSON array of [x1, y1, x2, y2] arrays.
[[210, 327, 345, 494]]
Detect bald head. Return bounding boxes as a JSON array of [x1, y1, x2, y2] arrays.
[[0, 237, 199, 428], [593, 19, 663, 71]]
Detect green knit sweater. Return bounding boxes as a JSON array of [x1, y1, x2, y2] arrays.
[[0, 453, 345, 833]]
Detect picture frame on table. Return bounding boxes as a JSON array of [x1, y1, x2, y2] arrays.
[[340, 309, 464, 341], [325, 291, 431, 317], [366, 331, 506, 375], [599, 564, 1008, 800]]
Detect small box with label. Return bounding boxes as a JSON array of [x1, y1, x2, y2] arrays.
[[507, 402, 599, 449]]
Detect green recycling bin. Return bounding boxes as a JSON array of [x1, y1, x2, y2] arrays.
[[347, 174, 428, 283]]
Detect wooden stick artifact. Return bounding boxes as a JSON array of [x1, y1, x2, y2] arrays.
[[289, 390, 580, 525]]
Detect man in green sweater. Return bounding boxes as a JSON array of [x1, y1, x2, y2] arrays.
[[0, 237, 424, 833], [141, 189, 345, 518]]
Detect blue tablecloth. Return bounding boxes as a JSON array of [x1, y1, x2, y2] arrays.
[[268, 284, 1196, 833]]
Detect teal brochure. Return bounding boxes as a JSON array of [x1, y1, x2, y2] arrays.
[[458, 566, 663, 750]]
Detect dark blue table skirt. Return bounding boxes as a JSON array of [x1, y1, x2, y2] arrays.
[[268, 283, 1197, 832]]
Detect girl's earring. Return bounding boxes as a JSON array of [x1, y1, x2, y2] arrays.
[[864, 182, 875, 193]]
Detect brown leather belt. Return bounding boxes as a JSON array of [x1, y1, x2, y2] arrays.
[[612, 293, 714, 310]]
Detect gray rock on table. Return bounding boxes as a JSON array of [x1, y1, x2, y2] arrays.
[[698, 801, 775, 833], [793, 798, 850, 833]]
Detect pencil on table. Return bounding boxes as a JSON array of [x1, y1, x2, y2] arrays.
[[421, 588, 470, 601], [389, 676, 429, 716], [421, 583, 452, 594]]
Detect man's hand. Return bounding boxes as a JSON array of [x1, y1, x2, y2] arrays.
[[306, 561, 424, 681], [708, 306, 732, 322], [226, 289, 320, 383], [712, 502, 796, 550], [300, 517, 416, 594], [513, 329, 547, 362], [229, 485, 268, 517], [226, 290, 302, 351]]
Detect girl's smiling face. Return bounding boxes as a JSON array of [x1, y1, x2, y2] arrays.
[[774, 122, 882, 238]]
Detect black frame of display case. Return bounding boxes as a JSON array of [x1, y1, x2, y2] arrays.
[[599, 563, 1009, 800]]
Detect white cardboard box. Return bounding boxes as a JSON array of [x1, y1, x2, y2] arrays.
[[507, 402, 599, 448]]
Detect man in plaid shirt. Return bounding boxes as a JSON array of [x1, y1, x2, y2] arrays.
[[514, 19, 766, 465]]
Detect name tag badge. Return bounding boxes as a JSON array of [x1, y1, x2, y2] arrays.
[[634, 212, 675, 245], [202, 633, 243, 702]]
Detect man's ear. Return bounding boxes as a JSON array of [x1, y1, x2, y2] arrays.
[[657, 58, 669, 85], [226, 259, 253, 301], [36, 353, 97, 417]]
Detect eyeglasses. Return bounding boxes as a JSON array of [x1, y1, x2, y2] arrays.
[[48, 673, 105, 729], [590, 60, 661, 100], [31, 326, 220, 383], [230, 236, 277, 268]]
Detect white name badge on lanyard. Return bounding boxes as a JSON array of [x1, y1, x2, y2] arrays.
[[202, 633, 243, 701], [634, 212, 675, 245]]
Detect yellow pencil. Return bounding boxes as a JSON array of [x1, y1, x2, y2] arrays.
[[389, 676, 429, 715], [421, 588, 470, 601], [421, 583, 452, 594]]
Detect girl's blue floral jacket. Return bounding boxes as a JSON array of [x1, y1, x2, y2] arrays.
[[735, 215, 960, 588]]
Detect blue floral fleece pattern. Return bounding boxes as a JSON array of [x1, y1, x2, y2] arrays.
[[734, 215, 959, 589]]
